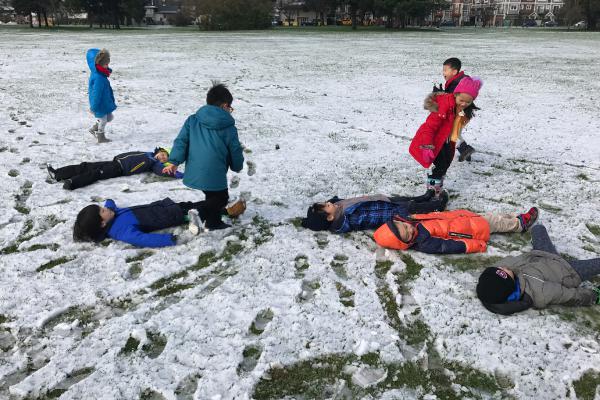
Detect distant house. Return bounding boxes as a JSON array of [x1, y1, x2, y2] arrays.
[[144, 0, 181, 25]]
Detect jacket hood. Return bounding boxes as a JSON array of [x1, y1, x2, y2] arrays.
[[86, 48, 100, 72], [195, 105, 235, 130], [424, 92, 455, 113]]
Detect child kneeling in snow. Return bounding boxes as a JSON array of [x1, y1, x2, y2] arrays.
[[476, 225, 600, 315], [47, 147, 182, 190], [73, 197, 246, 248], [373, 207, 538, 254], [301, 192, 448, 233]]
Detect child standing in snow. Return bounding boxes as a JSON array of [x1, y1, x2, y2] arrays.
[[409, 76, 483, 198], [86, 48, 116, 143], [47, 147, 182, 190], [163, 83, 245, 231], [433, 57, 478, 162], [374, 207, 538, 254], [477, 225, 600, 315], [301, 192, 448, 233]]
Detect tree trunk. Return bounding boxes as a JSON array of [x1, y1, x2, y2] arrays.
[[43, 10, 48, 27], [37, 10, 42, 27], [29, 13, 33, 27]]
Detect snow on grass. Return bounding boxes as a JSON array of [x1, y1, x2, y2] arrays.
[[0, 27, 600, 399]]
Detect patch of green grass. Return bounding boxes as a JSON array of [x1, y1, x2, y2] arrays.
[[120, 336, 140, 354], [400, 254, 423, 280], [586, 223, 600, 237], [315, 233, 329, 249], [156, 283, 195, 297], [442, 255, 504, 272], [0, 314, 8, 324], [36, 256, 75, 272], [289, 217, 304, 228], [125, 251, 154, 263], [141, 331, 167, 359], [222, 241, 244, 261], [330, 256, 348, 279], [128, 263, 142, 279], [335, 282, 355, 307], [23, 243, 60, 252], [249, 309, 274, 335], [149, 270, 188, 291], [402, 319, 431, 346], [576, 173, 590, 181], [8, 169, 19, 177], [252, 215, 273, 245], [573, 370, 600, 400], [472, 171, 493, 177], [190, 250, 218, 271], [294, 255, 309, 277], [539, 202, 562, 213]]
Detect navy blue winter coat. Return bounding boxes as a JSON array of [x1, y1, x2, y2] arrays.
[[169, 105, 244, 191], [101, 198, 184, 248], [114, 151, 183, 178], [86, 48, 116, 118]]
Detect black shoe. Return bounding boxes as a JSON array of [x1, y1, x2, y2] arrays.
[[47, 164, 57, 182], [457, 142, 475, 162], [205, 222, 231, 231], [62, 179, 73, 190]]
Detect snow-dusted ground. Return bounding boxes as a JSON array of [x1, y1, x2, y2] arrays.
[[1, 27, 600, 399]]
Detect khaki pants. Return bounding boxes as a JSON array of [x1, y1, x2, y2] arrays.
[[482, 213, 521, 233]]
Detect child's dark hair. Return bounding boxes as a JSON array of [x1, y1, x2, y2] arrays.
[[443, 57, 461, 72], [73, 205, 102, 242], [153, 147, 169, 156], [206, 82, 233, 107], [463, 102, 480, 119], [301, 203, 331, 231]]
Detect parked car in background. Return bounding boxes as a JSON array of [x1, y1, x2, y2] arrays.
[[522, 19, 537, 27], [544, 20, 558, 27], [574, 20, 587, 28]]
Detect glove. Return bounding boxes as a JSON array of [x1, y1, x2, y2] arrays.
[[432, 83, 443, 92], [421, 148, 436, 165]]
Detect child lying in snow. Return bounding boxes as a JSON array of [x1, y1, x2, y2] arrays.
[[47, 147, 182, 190], [73, 197, 246, 248], [477, 225, 600, 315], [301, 192, 448, 233], [373, 207, 538, 254]]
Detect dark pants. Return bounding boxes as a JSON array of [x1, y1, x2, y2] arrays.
[[430, 141, 455, 180], [531, 225, 600, 282], [178, 190, 229, 229], [55, 161, 123, 189], [388, 193, 446, 214]]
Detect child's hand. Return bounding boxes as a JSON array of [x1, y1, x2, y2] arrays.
[[419, 146, 436, 164], [162, 165, 178, 175]]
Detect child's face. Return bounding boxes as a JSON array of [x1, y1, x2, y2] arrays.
[[221, 103, 234, 113], [393, 220, 415, 242], [321, 202, 339, 222], [154, 151, 168, 163], [99, 206, 115, 227], [443, 65, 459, 81], [498, 267, 515, 280], [455, 93, 474, 111]]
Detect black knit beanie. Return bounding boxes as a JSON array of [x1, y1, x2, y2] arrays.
[[476, 267, 516, 304]]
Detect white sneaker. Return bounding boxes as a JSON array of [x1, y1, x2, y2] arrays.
[[188, 209, 204, 236]]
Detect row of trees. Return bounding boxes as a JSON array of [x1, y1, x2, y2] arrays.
[[559, 0, 599, 29]]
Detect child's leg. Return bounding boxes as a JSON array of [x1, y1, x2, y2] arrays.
[[568, 259, 600, 282], [482, 213, 521, 233], [54, 162, 101, 181], [201, 190, 229, 228], [530, 225, 559, 254], [68, 161, 122, 189], [407, 196, 447, 214], [427, 142, 454, 196]]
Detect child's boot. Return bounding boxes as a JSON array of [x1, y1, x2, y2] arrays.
[[89, 122, 98, 138], [187, 209, 205, 236], [426, 176, 444, 199], [96, 130, 111, 143], [457, 141, 475, 162], [226, 199, 246, 218], [46, 164, 57, 182], [518, 207, 539, 232]]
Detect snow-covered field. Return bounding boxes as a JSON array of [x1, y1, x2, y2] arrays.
[[1, 27, 600, 399]]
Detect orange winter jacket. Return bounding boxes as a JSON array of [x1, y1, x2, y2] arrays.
[[374, 210, 491, 254]]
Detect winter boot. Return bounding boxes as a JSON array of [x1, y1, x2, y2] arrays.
[[62, 179, 73, 190], [188, 209, 205, 236], [457, 141, 475, 162], [206, 221, 231, 231], [96, 130, 111, 144], [225, 199, 246, 218], [46, 164, 57, 182], [518, 207, 539, 232], [89, 123, 98, 138], [426, 176, 444, 199]]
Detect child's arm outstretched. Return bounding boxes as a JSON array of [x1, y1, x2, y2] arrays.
[[413, 236, 486, 254], [152, 162, 183, 178], [165, 116, 192, 174], [116, 226, 176, 248]]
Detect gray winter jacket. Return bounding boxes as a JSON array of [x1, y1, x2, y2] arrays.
[[492, 250, 596, 309]]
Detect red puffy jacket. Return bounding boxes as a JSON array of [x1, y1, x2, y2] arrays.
[[409, 93, 457, 168]]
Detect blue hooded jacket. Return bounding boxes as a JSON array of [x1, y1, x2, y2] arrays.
[[113, 151, 183, 178], [169, 105, 244, 191], [102, 198, 183, 248], [86, 48, 117, 118]]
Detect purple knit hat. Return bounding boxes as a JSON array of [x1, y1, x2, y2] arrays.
[[455, 76, 483, 100]]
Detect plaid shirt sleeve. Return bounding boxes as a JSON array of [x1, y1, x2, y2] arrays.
[[345, 202, 401, 232]]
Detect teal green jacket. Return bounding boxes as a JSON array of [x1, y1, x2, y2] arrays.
[[169, 105, 244, 191]]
